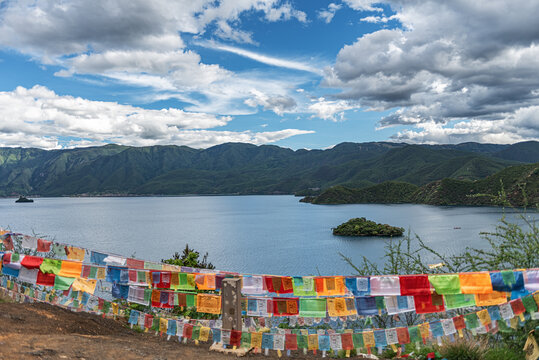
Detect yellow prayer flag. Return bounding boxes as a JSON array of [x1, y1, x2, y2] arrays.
[[159, 317, 168, 333], [96, 267, 106, 280], [199, 327, 210, 342], [477, 309, 491, 326], [196, 294, 221, 314], [251, 332, 262, 349], [72, 278, 97, 295], [308, 335, 318, 350], [363, 331, 375, 348], [112, 302, 119, 315], [419, 323, 430, 339]]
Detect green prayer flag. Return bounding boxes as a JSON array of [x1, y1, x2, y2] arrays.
[[102, 301, 111, 314], [144, 288, 152, 303], [428, 274, 461, 295], [408, 326, 421, 343], [89, 266, 98, 279], [192, 326, 200, 340], [186, 293, 196, 308], [498, 319, 514, 333], [241, 332, 251, 348], [501, 270, 516, 287], [293, 277, 317, 296], [444, 294, 476, 309], [40, 258, 62, 275], [464, 313, 480, 329], [375, 296, 385, 310], [297, 335, 308, 349], [54, 275, 75, 290], [522, 295, 538, 313], [178, 273, 196, 290], [152, 317, 160, 331], [353, 333, 364, 348], [299, 298, 327, 317], [11, 253, 20, 262], [144, 262, 162, 270]]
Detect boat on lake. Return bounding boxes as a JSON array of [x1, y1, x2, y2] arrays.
[[15, 196, 34, 203]]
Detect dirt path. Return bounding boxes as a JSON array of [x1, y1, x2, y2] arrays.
[[0, 301, 271, 360]]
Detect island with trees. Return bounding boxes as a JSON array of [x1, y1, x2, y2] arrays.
[[332, 217, 404, 237]]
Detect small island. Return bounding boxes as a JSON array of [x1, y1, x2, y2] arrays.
[[332, 217, 404, 237]]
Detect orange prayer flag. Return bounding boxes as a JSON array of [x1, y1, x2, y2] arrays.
[[459, 272, 493, 294], [58, 261, 83, 278]]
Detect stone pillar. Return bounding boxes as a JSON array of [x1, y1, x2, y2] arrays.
[[221, 278, 242, 331]]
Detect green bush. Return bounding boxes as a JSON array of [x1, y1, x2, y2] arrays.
[[484, 347, 524, 360], [438, 338, 487, 360]]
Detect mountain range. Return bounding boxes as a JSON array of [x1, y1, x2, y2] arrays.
[[0, 141, 537, 197]]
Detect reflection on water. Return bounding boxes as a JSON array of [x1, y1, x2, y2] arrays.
[[0, 196, 536, 276]]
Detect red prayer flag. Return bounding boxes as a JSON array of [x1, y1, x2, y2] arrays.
[[36, 270, 55, 286], [510, 298, 526, 315], [126, 258, 145, 269], [36, 238, 52, 252], [230, 330, 242, 347], [413, 294, 445, 314], [21, 255, 43, 269], [285, 334, 298, 350], [453, 315, 466, 330], [341, 333, 354, 350], [399, 275, 431, 296], [397, 327, 410, 344]]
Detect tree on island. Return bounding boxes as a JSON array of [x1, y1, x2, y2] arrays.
[[332, 217, 404, 237]]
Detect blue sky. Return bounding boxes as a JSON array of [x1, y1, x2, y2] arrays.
[[0, 0, 538, 149]]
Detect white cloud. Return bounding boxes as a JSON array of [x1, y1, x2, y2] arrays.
[[325, 0, 539, 143], [318, 3, 342, 24], [308, 98, 358, 121], [0, 0, 313, 119], [0, 85, 313, 149], [244, 90, 297, 115], [200, 41, 323, 75], [343, 0, 383, 12]]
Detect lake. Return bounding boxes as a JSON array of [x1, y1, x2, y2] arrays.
[[0, 196, 536, 276]]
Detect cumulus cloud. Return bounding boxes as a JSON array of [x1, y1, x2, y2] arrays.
[[0, 0, 312, 119], [317, 3, 342, 24], [326, 0, 539, 143], [0, 86, 313, 149], [342, 0, 383, 12], [244, 90, 297, 115], [308, 98, 357, 121]]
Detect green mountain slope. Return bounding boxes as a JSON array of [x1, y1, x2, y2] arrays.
[[0, 141, 537, 197], [305, 163, 539, 207]]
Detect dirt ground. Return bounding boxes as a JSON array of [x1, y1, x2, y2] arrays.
[[0, 299, 383, 360]]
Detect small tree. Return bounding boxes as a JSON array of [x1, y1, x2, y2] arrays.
[[162, 244, 215, 269]]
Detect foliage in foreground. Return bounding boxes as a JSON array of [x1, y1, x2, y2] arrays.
[[341, 189, 538, 357]]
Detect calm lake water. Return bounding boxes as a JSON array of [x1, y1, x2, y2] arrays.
[[0, 196, 536, 276]]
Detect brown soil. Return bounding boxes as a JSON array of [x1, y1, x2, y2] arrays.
[[0, 299, 338, 360]]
